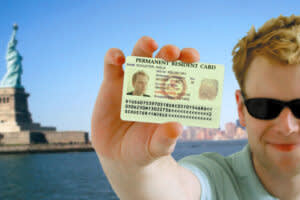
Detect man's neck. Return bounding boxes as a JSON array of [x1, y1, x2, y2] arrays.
[[133, 91, 143, 96], [252, 153, 300, 200]]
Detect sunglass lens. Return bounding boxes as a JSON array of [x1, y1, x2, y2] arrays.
[[291, 100, 300, 118], [246, 99, 283, 120]]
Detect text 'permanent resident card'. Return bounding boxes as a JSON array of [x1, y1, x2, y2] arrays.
[[120, 56, 225, 128]]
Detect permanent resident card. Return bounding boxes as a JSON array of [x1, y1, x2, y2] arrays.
[[120, 56, 224, 128]]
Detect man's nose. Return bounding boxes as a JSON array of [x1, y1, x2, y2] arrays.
[[276, 107, 300, 136]]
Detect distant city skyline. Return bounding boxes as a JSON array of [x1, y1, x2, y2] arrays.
[[1, 1, 299, 134], [180, 120, 247, 141]]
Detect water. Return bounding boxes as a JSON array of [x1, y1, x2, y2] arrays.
[[0, 140, 247, 200]]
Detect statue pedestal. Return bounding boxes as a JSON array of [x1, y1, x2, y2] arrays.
[[0, 87, 56, 132]]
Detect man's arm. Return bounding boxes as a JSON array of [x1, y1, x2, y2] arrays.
[[178, 162, 202, 200], [91, 36, 201, 199], [100, 155, 201, 200]]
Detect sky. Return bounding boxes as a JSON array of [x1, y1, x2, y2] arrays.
[[0, 0, 299, 135]]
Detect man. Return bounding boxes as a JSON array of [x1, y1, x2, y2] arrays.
[[127, 70, 150, 97], [91, 15, 300, 199]]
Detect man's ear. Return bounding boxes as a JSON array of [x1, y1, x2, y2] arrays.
[[235, 89, 246, 127]]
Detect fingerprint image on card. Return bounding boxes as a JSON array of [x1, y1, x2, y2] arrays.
[[199, 79, 218, 100]]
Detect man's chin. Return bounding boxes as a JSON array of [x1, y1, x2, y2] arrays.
[[265, 144, 300, 175]]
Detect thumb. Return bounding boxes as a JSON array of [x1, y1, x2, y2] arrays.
[[149, 122, 183, 159]]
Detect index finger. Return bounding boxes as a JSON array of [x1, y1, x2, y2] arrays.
[[131, 36, 158, 57]]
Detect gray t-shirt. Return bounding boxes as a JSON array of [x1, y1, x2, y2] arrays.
[[178, 144, 279, 200]]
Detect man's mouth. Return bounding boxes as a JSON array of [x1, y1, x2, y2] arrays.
[[269, 143, 300, 152]]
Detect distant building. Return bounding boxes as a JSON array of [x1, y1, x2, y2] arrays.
[[179, 119, 247, 141]]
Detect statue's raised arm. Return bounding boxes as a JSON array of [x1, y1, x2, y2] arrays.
[[9, 24, 18, 45], [0, 24, 24, 88]]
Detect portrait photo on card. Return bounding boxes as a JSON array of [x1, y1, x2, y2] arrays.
[[126, 70, 150, 97]]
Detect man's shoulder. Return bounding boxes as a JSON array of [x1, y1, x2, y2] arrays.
[[178, 151, 240, 199], [178, 151, 230, 172], [178, 144, 249, 173], [177, 146, 249, 199]]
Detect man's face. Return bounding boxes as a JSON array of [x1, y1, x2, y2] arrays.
[[236, 56, 300, 177], [132, 74, 148, 95]]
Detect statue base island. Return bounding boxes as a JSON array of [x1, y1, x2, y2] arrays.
[[0, 25, 90, 151]]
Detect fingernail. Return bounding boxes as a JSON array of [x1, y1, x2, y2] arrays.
[[152, 40, 158, 50], [113, 52, 125, 65], [166, 130, 179, 139], [116, 56, 125, 65]]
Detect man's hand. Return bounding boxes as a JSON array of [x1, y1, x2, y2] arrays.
[[91, 36, 200, 199]]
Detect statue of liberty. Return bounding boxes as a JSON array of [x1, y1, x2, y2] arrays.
[[0, 24, 23, 88]]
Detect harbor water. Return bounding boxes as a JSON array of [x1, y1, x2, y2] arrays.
[[0, 139, 248, 200]]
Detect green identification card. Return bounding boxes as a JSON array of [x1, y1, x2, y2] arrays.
[[121, 56, 225, 128]]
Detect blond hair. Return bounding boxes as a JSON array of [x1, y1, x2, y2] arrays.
[[232, 15, 300, 93]]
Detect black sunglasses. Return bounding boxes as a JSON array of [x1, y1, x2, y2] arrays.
[[241, 91, 300, 120]]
